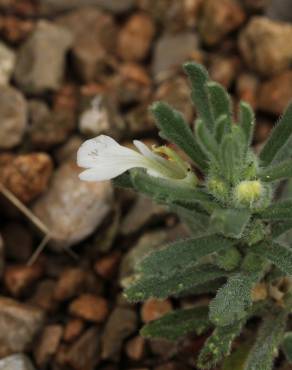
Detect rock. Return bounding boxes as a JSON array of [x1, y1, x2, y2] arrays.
[[63, 318, 85, 343], [244, 0, 268, 11], [0, 42, 15, 85], [101, 307, 137, 361], [69, 294, 109, 323], [254, 119, 273, 144], [94, 251, 121, 280], [239, 17, 292, 77], [258, 71, 292, 115], [0, 153, 53, 204], [54, 268, 86, 301], [0, 296, 45, 357], [79, 95, 124, 138], [1, 223, 33, 262], [125, 336, 145, 361], [54, 135, 83, 163], [63, 327, 101, 370], [29, 279, 58, 313], [4, 262, 44, 297], [34, 324, 63, 367], [32, 161, 113, 249], [152, 32, 199, 77], [0, 235, 4, 278], [57, 7, 117, 82], [0, 354, 35, 370], [149, 339, 177, 358], [0, 86, 27, 149], [209, 55, 240, 89], [28, 100, 75, 149], [14, 20, 73, 93], [117, 12, 155, 62], [198, 0, 246, 45], [266, 0, 292, 22], [40, 0, 134, 14], [141, 299, 173, 323], [236, 73, 259, 110], [120, 195, 166, 235]]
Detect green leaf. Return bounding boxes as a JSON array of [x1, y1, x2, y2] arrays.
[[259, 159, 292, 182], [137, 235, 234, 278], [282, 332, 292, 363], [258, 200, 292, 220], [252, 241, 292, 275], [198, 320, 245, 369], [244, 311, 287, 370], [124, 264, 227, 302], [215, 114, 231, 143], [172, 205, 211, 236], [271, 220, 292, 239], [207, 81, 232, 126], [130, 169, 215, 212], [141, 306, 210, 341], [239, 101, 255, 148], [150, 101, 208, 171], [195, 119, 219, 161], [183, 62, 215, 131], [222, 343, 252, 370], [210, 208, 251, 239], [113, 173, 133, 188], [209, 273, 254, 327], [259, 102, 292, 166]]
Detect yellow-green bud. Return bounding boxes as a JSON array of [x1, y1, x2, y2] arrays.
[[207, 177, 229, 202], [216, 247, 241, 271], [234, 180, 263, 206]]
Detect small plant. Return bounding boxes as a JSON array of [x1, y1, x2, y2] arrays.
[[77, 62, 292, 369]]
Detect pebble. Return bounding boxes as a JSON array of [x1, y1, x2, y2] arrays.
[[0, 235, 4, 278], [152, 32, 199, 77], [0, 296, 45, 357], [34, 324, 63, 367], [54, 268, 86, 301], [0, 86, 27, 149], [1, 223, 33, 262], [209, 55, 240, 89], [266, 0, 292, 22], [69, 294, 109, 323], [126, 336, 145, 361], [63, 318, 85, 343], [258, 71, 292, 115], [4, 262, 44, 297], [29, 279, 58, 312], [0, 354, 35, 370], [94, 251, 121, 280], [57, 7, 117, 82], [239, 17, 292, 76], [199, 0, 246, 45], [32, 161, 113, 250], [141, 299, 173, 323], [0, 42, 15, 85], [14, 20, 73, 93], [236, 73, 259, 109], [117, 12, 155, 62], [0, 153, 53, 204], [101, 307, 138, 361]]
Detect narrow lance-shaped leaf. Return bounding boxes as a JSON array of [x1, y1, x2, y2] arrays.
[[258, 200, 292, 220], [150, 101, 208, 171], [215, 114, 231, 143], [210, 208, 251, 239], [141, 306, 210, 341], [124, 264, 227, 302], [282, 332, 292, 363], [195, 118, 219, 161], [259, 102, 292, 166], [271, 220, 292, 239], [259, 159, 292, 182], [239, 101, 255, 148], [198, 320, 245, 369], [171, 205, 211, 236], [244, 311, 287, 370], [207, 81, 232, 126], [183, 62, 215, 131], [137, 234, 234, 278], [252, 241, 292, 276]]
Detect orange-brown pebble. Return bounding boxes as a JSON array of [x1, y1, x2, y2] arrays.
[[63, 318, 85, 343], [34, 324, 63, 367], [126, 336, 145, 361], [141, 299, 173, 323], [94, 251, 121, 280], [54, 268, 86, 302], [69, 294, 109, 323]]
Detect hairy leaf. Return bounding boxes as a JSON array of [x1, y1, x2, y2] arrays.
[[215, 114, 231, 143], [239, 101, 255, 148], [259, 159, 292, 182], [207, 81, 232, 126], [259, 102, 292, 166], [184, 62, 215, 131], [244, 311, 287, 370], [141, 306, 210, 341], [282, 332, 292, 363], [151, 101, 208, 170], [196, 119, 219, 161]]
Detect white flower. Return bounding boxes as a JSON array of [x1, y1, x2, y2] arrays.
[[77, 135, 196, 183]]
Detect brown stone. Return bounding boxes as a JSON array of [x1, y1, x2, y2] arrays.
[[69, 294, 109, 323], [258, 71, 292, 115], [34, 325, 63, 367], [54, 268, 86, 302], [4, 262, 43, 297], [29, 279, 58, 312], [236, 73, 259, 110], [63, 318, 85, 343], [209, 55, 240, 89], [0, 15, 34, 43], [125, 336, 145, 361], [94, 252, 121, 280], [141, 299, 173, 323], [239, 17, 292, 76], [199, 0, 246, 45], [0, 153, 53, 204], [117, 12, 155, 62], [254, 119, 273, 144]]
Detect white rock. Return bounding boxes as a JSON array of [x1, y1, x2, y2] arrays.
[[0, 42, 15, 85], [0, 354, 35, 370]]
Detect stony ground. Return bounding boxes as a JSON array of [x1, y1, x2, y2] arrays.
[[0, 0, 292, 369]]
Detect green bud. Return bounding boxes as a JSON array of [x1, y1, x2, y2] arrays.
[[207, 176, 229, 202], [216, 247, 242, 271], [234, 180, 263, 207], [246, 221, 266, 246]]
